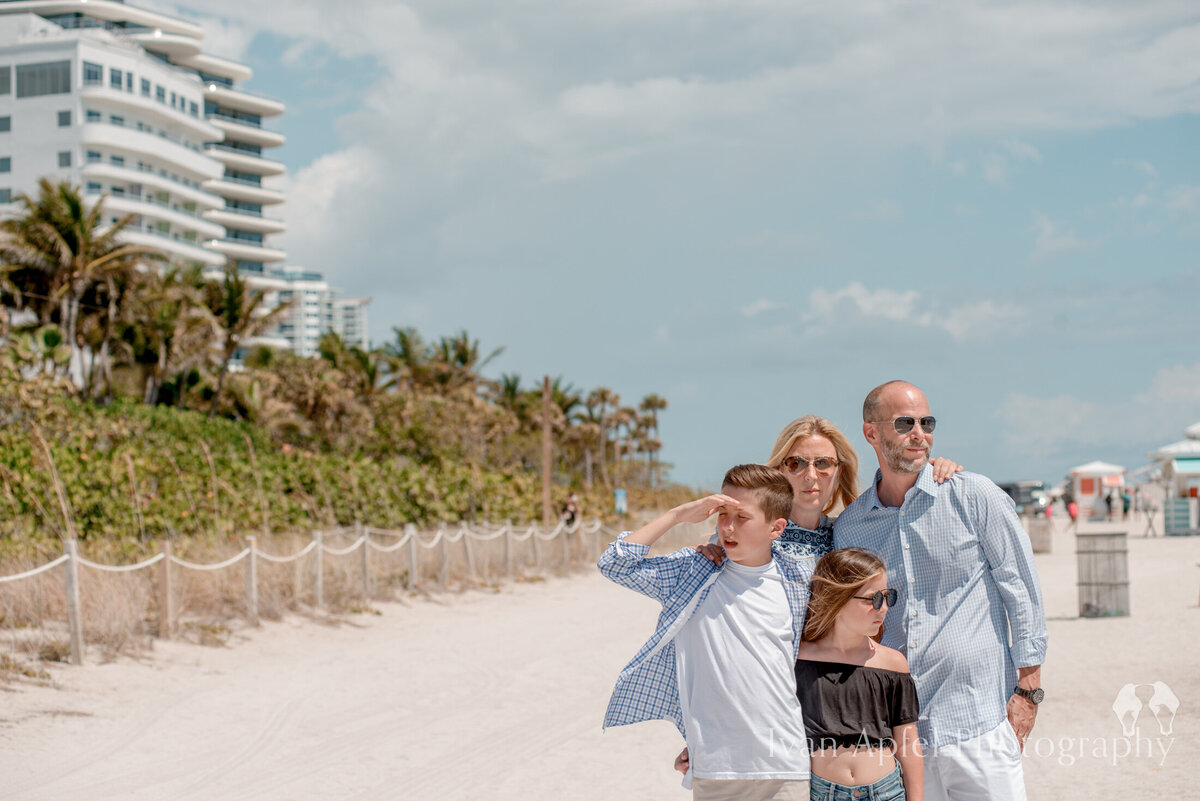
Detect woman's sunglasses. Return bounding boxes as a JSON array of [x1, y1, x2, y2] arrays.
[[852, 588, 898, 610], [781, 456, 839, 475]]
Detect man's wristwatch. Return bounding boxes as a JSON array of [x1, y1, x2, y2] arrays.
[[1013, 685, 1045, 705]]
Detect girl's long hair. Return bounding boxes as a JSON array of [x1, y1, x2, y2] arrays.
[[802, 548, 887, 643]]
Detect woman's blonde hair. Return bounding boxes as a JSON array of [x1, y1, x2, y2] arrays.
[[802, 548, 886, 643], [764, 415, 859, 516]]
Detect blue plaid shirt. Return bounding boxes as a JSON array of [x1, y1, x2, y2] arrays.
[[598, 532, 813, 737], [834, 465, 1048, 748]]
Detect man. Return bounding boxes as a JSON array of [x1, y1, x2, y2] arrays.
[[834, 380, 1047, 801]]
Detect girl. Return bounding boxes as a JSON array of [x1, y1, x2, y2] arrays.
[[795, 547, 922, 801]]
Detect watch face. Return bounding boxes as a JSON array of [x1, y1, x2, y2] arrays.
[[1030, 688, 1045, 704]]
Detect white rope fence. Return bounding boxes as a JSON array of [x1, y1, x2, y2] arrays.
[[0, 518, 621, 666]]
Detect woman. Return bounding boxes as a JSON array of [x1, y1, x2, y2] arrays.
[[795, 548, 922, 800]]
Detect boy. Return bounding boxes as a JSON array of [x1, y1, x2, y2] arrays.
[[599, 464, 813, 801]]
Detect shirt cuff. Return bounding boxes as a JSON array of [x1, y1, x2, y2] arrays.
[[1010, 636, 1047, 668]]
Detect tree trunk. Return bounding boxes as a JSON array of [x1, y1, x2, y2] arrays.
[[209, 352, 232, 418]]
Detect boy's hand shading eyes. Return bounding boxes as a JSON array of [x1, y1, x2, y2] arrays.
[[671, 494, 741, 525]]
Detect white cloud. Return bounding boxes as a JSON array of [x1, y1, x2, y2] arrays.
[[803, 282, 1027, 342], [154, 1, 1200, 286], [740, 299, 784, 318], [995, 362, 1200, 461], [1030, 214, 1100, 261]]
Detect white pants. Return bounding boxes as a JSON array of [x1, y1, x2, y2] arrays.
[[924, 718, 1027, 801]]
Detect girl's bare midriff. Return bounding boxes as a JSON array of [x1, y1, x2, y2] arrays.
[[810, 743, 897, 786]]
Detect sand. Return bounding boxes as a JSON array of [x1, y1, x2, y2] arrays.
[[1, 514, 1196, 800]]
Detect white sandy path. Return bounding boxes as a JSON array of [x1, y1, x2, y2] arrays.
[[0, 515, 1197, 799]]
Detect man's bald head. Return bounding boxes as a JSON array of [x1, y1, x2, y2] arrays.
[[863, 380, 925, 423]]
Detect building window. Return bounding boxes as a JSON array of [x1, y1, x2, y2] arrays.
[[0, 188, 10, 204], [170, 91, 176, 108], [109, 114, 124, 127], [141, 78, 150, 97], [86, 150, 101, 163], [0, 66, 10, 95], [83, 61, 102, 86], [57, 110, 70, 127], [109, 68, 122, 90], [86, 109, 101, 122], [125, 72, 133, 93], [86, 182, 102, 194], [0, 116, 9, 133], [155, 85, 165, 103], [110, 185, 124, 197], [0, 157, 9, 173], [110, 155, 125, 167], [189, 101, 198, 118], [16, 61, 71, 98], [58, 150, 71, 168]]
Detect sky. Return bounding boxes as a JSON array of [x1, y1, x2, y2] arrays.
[[153, 0, 1200, 491]]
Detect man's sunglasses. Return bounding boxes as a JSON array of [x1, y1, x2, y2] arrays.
[[872, 416, 936, 435], [781, 456, 839, 475], [852, 588, 898, 610]]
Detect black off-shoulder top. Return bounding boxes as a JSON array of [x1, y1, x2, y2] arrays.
[[794, 660, 920, 750]]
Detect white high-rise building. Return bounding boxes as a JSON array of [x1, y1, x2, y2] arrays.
[[275, 266, 370, 357], [333, 296, 370, 351], [0, 0, 289, 348]]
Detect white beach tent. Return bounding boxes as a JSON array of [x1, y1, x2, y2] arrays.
[[1068, 461, 1125, 517]]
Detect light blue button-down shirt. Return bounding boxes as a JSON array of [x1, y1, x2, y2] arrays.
[[834, 465, 1048, 748]]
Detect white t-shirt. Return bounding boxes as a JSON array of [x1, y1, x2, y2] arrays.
[[674, 559, 810, 780]]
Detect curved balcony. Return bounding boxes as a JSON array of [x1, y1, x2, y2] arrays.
[[119, 228, 226, 267], [93, 194, 225, 241], [203, 207, 286, 235], [206, 238, 287, 264], [203, 177, 285, 206], [81, 123, 223, 181], [81, 86, 220, 141], [127, 29, 203, 61], [176, 53, 253, 83], [204, 84, 284, 117], [209, 117, 286, 149], [82, 162, 225, 210], [0, 1, 204, 38], [204, 144, 286, 177]]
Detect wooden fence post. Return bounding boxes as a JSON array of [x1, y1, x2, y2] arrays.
[[438, 524, 448, 589], [158, 540, 174, 639], [357, 521, 370, 601], [462, 525, 477, 580], [63, 539, 84, 665], [313, 530, 324, 610], [561, 524, 570, 575], [503, 520, 513, 580], [245, 536, 259, 625], [406, 524, 418, 590]]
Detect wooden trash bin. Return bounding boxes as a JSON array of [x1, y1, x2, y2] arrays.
[[1025, 517, 1052, 554], [1075, 530, 1129, 617]]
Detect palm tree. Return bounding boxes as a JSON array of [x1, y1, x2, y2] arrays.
[[640, 393, 669, 486], [587, 387, 619, 487], [0, 179, 158, 384], [205, 267, 292, 417], [129, 265, 215, 405]]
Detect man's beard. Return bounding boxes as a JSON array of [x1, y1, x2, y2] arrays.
[[882, 436, 930, 474]]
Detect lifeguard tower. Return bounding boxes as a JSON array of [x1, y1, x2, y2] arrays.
[[1148, 422, 1200, 535], [1068, 461, 1125, 521]]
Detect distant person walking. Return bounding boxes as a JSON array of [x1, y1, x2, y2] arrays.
[[1067, 500, 1079, 530], [1104, 491, 1114, 521], [1121, 491, 1131, 521]]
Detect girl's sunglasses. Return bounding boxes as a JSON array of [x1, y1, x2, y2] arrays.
[[852, 588, 898, 610]]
